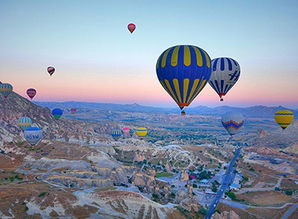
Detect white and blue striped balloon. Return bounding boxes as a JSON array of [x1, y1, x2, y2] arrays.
[[209, 57, 240, 101], [24, 127, 43, 145]]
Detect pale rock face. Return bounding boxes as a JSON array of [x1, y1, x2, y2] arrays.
[[180, 170, 189, 181], [179, 198, 200, 212], [133, 152, 146, 162], [133, 173, 155, 187], [175, 190, 188, 203], [213, 210, 240, 219], [258, 129, 268, 138]]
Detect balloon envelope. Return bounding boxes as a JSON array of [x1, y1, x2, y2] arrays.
[[47, 66, 55, 76], [17, 117, 32, 131], [274, 110, 294, 129], [70, 108, 77, 114], [0, 83, 13, 98], [111, 130, 122, 140], [24, 127, 43, 145], [52, 108, 63, 119], [122, 127, 131, 137], [128, 23, 136, 33], [135, 128, 148, 139], [221, 112, 244, 136], [156, 45, 211, 110], [209, 57, 240, 101], [26, 88, 37, 100]]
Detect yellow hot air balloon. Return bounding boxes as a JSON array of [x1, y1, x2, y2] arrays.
[[135, 128, 148, 139], [274, 110, 294, 129]]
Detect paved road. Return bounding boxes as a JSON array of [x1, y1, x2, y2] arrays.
[[281, 203, 298, 219], [205, 147, 242, 219]]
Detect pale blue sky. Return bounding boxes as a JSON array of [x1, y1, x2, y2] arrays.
[[0, 0, 298, 108]]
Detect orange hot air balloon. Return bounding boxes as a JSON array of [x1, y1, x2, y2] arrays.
[[128, 23, 136, 33]]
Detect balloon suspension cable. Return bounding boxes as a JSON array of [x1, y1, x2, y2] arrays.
[[227, 136, 233, 144]]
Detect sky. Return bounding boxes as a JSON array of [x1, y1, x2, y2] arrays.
[[0, 0, 298, 108]]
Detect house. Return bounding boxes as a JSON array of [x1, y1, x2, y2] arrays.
[[230, 183, 241, 191]]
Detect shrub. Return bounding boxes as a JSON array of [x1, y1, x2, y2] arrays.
[[38, 192, 48, 197]]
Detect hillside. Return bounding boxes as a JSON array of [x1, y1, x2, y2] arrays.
[[35, 101, 298, 118]]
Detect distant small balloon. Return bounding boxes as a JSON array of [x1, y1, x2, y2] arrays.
[[47, 66, 55, 76], [122, 127, 130, 137], [111, 130, 122, 141], [70, 108, 77, 114], [221, 112, 245, 136], [52, 108, 63, 120], [26, 88, 37, 100], [274, 110, 294, 130], [135, 128, 148, 139], [0, 83, 13, 98], [128, 23, 136, 33], [24, 127, 43, 145], [17, 117, 32, 131]]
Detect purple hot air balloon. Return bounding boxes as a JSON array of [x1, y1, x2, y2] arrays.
[[47, 66, 55, 76], [26, 88, 36, 100]]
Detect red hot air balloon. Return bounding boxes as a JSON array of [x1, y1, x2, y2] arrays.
[[26, 88, 36, 100], [47, 66, 55, 76], [70, 108, 77, 114], [127, 23, 136, 33]]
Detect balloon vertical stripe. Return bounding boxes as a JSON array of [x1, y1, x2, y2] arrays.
[[164, 80, 179, 103], [171, 46, 179, 66], [202, 50, 211, 67], [161, 49, 171, 68], [184, 46, 191, 66], [183, 79, 189, 102], [173, 79, 182, 103], [192, 46, 203, 66], [189, 80, 207, 103], [186, 79, 200, 103]]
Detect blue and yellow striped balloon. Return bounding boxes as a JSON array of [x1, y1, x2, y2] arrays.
[[274, 110, 294, 129], [0, 83, 13, 98], [156, 45, 211, 109], [17, 117, 32, 131], [135, 128, 148, 139]]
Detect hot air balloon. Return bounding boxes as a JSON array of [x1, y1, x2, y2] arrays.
[[122, 127, 131, 137], [221, 112, 244, 136], [111, 130, 122, 141], [129, 129, 134, 137], [70, 108, 77, 114], [24, 127, 43, 145], [52, 108, 63, 119], [209, 57, 240, 101], [0, 83, 13, 98], [128, 23, 136, 33], [47, 66, 55, 76], [135, 128, 148, 139], [274, 110, 294, 129], [17, 117, 32, 131], [26, 88, 37, 100], [156, 45, 211, 110]]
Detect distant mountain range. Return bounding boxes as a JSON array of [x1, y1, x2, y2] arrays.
[[35, 101, 298, 118]]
